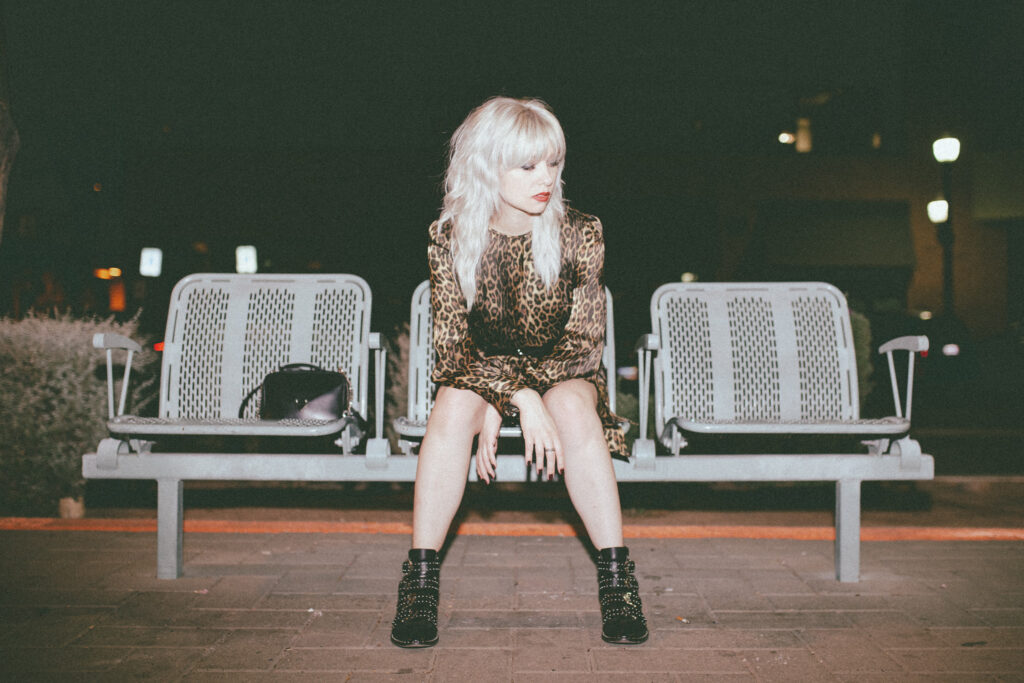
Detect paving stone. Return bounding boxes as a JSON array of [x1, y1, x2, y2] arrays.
[[735, 648, 834, 681], [431, 649, 512, 680], [197, 575, 279, 608], [653, 628, 804, 649], [185, 671, 354, 681], [106, 646, 208, 681], [764, 593, 893, 610], [796, 629, 906, 674], [886, 594, 993, 627], [972, 608, 1024, 627], [0, 645, 133, 673], [74, 625, 226, 647], [194, 629, 298, 670], [712, 611, 855, 629], [261, 592, 387, 610], [926, 626, 1024, 648], [105, 590, 199, 627], [275, 646, 435, 672], [449, 609, 582, 629], [887, 647, 1024, 673], [592, 647, 751, 673], [512, 674, 679, 682], [169, 608, 313, 629]]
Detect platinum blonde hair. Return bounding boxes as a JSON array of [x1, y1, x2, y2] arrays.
[[440, 96, 566, 308]]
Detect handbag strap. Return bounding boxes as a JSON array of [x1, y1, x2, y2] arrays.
[[279, 362, 325, 372], [237, 381, 263, 418]]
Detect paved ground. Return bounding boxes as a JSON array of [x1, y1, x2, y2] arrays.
[[2, 516, 1022, 680]]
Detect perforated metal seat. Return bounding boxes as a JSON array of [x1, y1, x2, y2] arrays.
[[626, 282, 934, 582], [96, 273, 376, 450], [640, 282, 922, 454]]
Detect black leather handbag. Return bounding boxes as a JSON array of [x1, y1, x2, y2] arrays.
[[238, 363, 350, 420]]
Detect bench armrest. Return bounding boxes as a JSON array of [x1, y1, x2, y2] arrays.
[[93, 332, 143, 353], [633, 333, 660, 353], [369, 332, 386, 440], [92, 332, 143, 419], [879, 335, 929, 354], [634, 334, 660, 441], [877, 335, 929, 421]]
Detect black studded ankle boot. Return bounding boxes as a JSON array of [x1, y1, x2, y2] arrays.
[[390, 548, 440, 648], [596, 546, 649, 644]]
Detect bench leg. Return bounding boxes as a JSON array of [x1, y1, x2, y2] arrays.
[[157, 479, 184, 579], [835, 479, 861, 583]]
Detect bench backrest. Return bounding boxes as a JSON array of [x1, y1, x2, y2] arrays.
[[159, 273, 372, 420], [406, 280, 618, 422], [651, 282, 860, 430]]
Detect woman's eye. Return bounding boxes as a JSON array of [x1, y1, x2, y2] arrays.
[[548, 160, 561, 167], [521, 164, 535, 171]]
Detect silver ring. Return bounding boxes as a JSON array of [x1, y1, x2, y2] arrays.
[[543, 447, 555, 453]]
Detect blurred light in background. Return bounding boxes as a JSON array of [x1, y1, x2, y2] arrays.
[[139, 248, 163, 277], [927, 198, 949, 223], [617, 366, 638, 381], [236, 245, 258, 273]]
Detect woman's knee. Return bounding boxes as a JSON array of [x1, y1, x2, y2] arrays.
[[543, 379, 598, 422], [426, 386, 489, 434]]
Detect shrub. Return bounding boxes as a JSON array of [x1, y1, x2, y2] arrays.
[[0, 313, 157, 515]]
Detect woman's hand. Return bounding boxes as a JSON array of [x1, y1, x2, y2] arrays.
[[512, 388, 563, 479], [476, 403, 502, 484]]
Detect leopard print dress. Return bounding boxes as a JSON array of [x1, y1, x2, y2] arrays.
[[428, 207, 627, 459]]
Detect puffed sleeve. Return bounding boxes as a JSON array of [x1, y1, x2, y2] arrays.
[[525, 216, 607, 386], [428, 222, 530, 416]]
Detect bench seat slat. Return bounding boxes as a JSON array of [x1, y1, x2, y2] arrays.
[[108, 415, 354, 437], [676, 416, 909, 435]]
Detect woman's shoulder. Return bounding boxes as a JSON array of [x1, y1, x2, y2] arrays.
[[428, 220, 454, 248], [563, 207, 603, 241]]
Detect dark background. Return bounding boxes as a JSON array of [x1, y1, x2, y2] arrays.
[[1, 0, 1021, 353]]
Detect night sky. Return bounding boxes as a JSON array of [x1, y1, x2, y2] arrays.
[[1, 1, 1021, 341]]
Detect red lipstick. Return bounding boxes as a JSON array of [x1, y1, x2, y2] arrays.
[[533, 192, 551, 202]]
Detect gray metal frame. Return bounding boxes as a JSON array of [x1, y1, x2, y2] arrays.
[[83, 273, 392, 578], [628, 282, 935, 581]]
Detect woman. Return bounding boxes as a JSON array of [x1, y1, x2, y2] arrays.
[[390, 96, 647, 648]]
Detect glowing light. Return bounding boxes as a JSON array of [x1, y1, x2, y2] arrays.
[[140, 248, 163, 277], [93, 182, 102, 192], [617, 366, 638, 381], [153, 342, 165, 352], [236, 245, 258, 273], [778, 132, 795, 144], [796, 117, 812, 153], [681, 272, 698, 283], [932, 136, 961, 163], [918, 310, 933, 321], [941, 343, 961, 357], [94, 268, 112, 280], [109, 279, 126, 312], [108, 267, 122, 277], [927, 199, 949, 223]]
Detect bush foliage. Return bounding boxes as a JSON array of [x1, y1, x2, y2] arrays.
[[0, 314, 157, 515]]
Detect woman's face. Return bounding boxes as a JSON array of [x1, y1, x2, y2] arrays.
[[496, 155, 560, 225]]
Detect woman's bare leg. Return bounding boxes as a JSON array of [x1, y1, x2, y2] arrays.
[[543, 379, 624, 549], [411, 386, 488, 549]]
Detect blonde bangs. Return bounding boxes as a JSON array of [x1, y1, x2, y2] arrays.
[[497, 108, 566, 170]]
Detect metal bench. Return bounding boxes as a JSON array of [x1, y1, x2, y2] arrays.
[[627, 282, 934, 581], [82, 273, 394, 578], [393, 280, 625, 478]]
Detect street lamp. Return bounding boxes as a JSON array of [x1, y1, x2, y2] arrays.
[[931, 135, 960, 317]]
